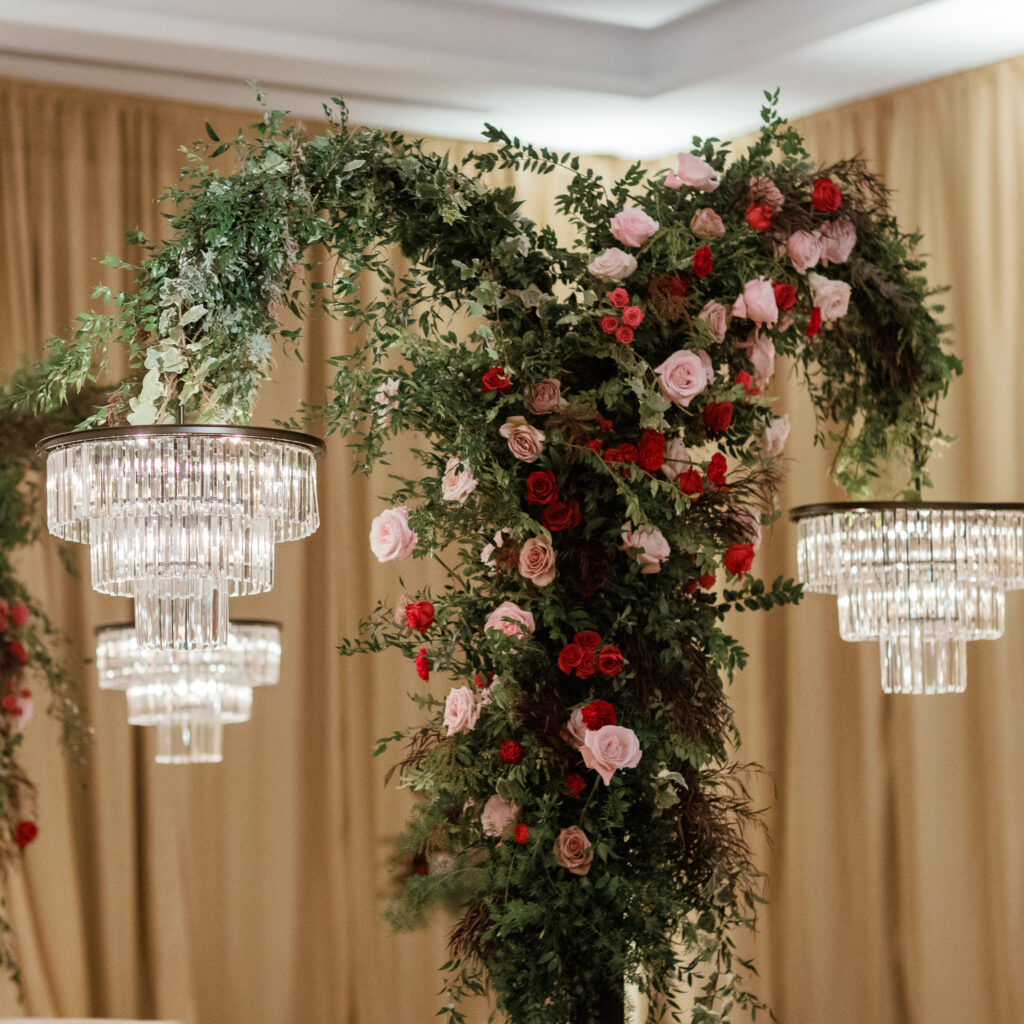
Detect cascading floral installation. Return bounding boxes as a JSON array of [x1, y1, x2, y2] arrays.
[[6, 90, 958, 1021]]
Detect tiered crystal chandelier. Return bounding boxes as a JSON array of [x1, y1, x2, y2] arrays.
[[39, 426, 324, 650], [95, 619, 282, 763], [792, 502, 1024, 693]]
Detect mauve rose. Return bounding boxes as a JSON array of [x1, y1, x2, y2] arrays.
[[697, 300, 729, 345], [807, 272, 851, 321], [690, 208, 725, 239], [441, 456, 477, 503], [481, 794, 520, 838], [761, 414, 791, 458], [553, 825, 595, 876], [675, 152, 720, 192], [621, 521, 671, 574], [374, 377, 400, 427], [743, 330, 776, 390], [485, 601, 536, 638], [524, 378, 563, 414], [581, 724, 643, 785], [369, 506, 418, 562], [734, 506, 763, 551], [609, 207, 660, 248], [732, 277, 779, 327], [661, 436, 691, 483], [443, 686, 480, 736], [562, 707, 588, 749], [749, 174, 785, 213], [817, 218, 856, 266], [518, 536, 556, 587], [787, 230, 823, 274], [588, 247, 638, 281], [499, 416, 546, 463], [654, 349, 714, 408]]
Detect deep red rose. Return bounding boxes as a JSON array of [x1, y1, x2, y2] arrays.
[[581, 699, 617, 730], [615, 325, 634, 345], [587, 439, 603, 453], [702, 401, 733, 433], [621, 305, 644, 328], [812, 178, 843, 212], [6, 642, 27, 664], [596, 645, 623, 677], [526, 469, 559, 506], [685, 580, 699, 595], [481, 366, 513, 393], [603, 447, 621, 465], [415, 648, 430, 680], [608, 287, 629, 308], [806, 307, 823, 337], [575, 649, 597, 679], [405, 600, 435, 633], [617, 443, 639, 464], [599, 315, 619, 335], [501, 740, 523, 764], [706, 452, 728, 488], [474, 671, 495, 690], [638, 429, 666, 472], [574, 630, 602, 650], [558, 642, 584, 674], [700, 573, 716, 590], [772, 282, 797, 311], [735, 370, 760, 396], [692, 245, 713, 278], [746, 201, 773, 231], [542, 499, 582, 532], [678, 467, 704, 499], [15, 821, 38, 849], [514, 824, 530, 845], [564, 773, 587, 798], [724, 543, 756, 577], [1, 695, 20, 714], [599, 416, 613, 432]]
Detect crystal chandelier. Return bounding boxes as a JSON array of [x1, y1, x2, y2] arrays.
[[39, 426, 324, 650], [95, 619, 282, 763], [792, 502, 1024, 693]]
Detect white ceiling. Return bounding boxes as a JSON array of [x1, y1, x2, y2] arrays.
[[1, 0, 1023, 158]]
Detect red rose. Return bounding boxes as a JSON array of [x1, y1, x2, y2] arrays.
[[621, 305, 644, 328], [574, 630, 602, 650], [706, 452, 727, 488], [405, 600, 435, 633], [615, 325, 634, 345], [558, 642, 584, 674], [575, 649, 597, 679], [812, 178, 843, 212], [542, 499, 581, 532], [474, 671, 495, 689], [735, 370, 760, 396], [15, 821, 38, 849], [10, 603, 28, 627], [772, 282, 797, 311], [678, 468, 704, 499], [806, 307, 823, 337], [692, 245, 713, 278], [746, 201, 773, 231], [699, 573, 716, 590], [596, 646, 623, 677], [599, 315, 619, 335], [481, 366, 513, 393], [608, 287, 629, 308], [581, 699, 617, 730], [702, 401, 733, 433], [586, 439, 603, 453], [617, 443, 639, 464], [415, 648, 430, 681], [526, 469, 559, 506], [514, 823, 530, 845], [501, 740, 523, 764], [638, 429, 666, 472], [564, 773, 587, 798], [7, 642, 27, 664], [685, 580, 699, 595], [1, 695, 20, 714], [603, 447, 621, 465], [599, 416, 613, 432], [724, 543, 755, 577]]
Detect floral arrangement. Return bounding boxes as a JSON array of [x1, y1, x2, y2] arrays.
[[4, 91, 957, 1021]]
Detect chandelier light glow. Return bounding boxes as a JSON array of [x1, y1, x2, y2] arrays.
[[38, 425, 324, 650], [792, 502, 1024, 693], [95, 619, 282, 763]]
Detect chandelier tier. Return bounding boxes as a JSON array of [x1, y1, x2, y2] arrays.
[[39, 425, 324, 650], [95, 619, 282, 764], [792, 502, 1024, 693]]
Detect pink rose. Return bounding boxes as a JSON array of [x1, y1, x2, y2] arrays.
[[10, 603, 28, 627], [441, 456, 477, 503], [9, 694, 33, 734], [444, 686, 480, 736], [734, 507, 763, 552], [749, 174, 785, 212], [481, 794, 520, 838], [561, 708, 588, 749], [807, 272, 851, 321], [394, 594, 411, 626], [481, 529, 511, 567], [690, 208, 725, 240], [588, 248, 638, 282], [373, 377, 400, 427], [518, 536, 556, 587], [524, 378, 563, 414], [742, 330, 776, 390], [697, 300, 729, 344], [553, 825, 595, 876], [369, 506, 418, 562], [761, 414, 791, 458], [817, 218, 856, 266], [654, 349, 714, 408], [786, 230, 822, 275], [620, 521, 671, 574], [674, 153, 720, 192], [499, 416, 546, 463], [660, 437, 691, 483], [609, 207, 660, 248], [485, 601, 536, 639], [732, 277, 779, 327], [581, 724, 643, 785]]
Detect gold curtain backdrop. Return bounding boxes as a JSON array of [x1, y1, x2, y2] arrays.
[[0, 58, 1022, 1023]]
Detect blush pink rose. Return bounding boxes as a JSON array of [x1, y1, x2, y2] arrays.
[[609, 207, 660, 248], [443, 686, 480, 736], [732, 277, 779, 327], [621, 521, 671, 574], [441, 456, 477, 503], [499, 416, 546, 463], [9, 694, 33, 734], [674, 152, 720, 192], [743, 329, 776, 389], [654, 349, 714, 408], [761, 414, 791, 458], [582, 724, 643, 785], [524, 378, 563, 414], [660, 436, 691, 483], [817, 218, 856, 266], [697, 300, 729, 344], [394, 594, 411, 626], [786, 230, 823, 275], [588, 247, 638, 281], [518, 536, 556, 587], [485, 601, 536, 639], [553, 825, 595, 876], [807, 272, 851, 321], [561, 708, 588, 749], [689, 208, 725, 240], [369, 506, 418, 562], [481, 794, 520, 838], [373, 377, 400, 427]]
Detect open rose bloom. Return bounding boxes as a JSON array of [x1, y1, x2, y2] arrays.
[[582, 725, 643, 785], [369, 506, 418, 561]]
